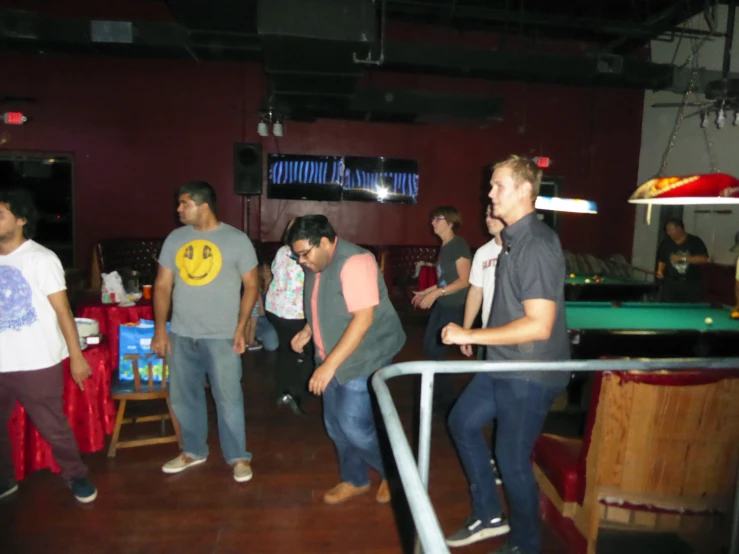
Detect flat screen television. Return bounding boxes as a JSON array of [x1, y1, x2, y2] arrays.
[[342, 156, 419, 204], [267, 154, 343, 201]]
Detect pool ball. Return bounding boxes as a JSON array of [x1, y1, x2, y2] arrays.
[[570, 273, 575, 278], [705, 317, 713, 325], [584, 279, 591, 283]]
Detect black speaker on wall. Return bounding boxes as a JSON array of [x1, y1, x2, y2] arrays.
[[234, 142, 263, 195]]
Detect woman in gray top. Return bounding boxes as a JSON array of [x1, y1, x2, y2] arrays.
[[412, 206, 472, 411]]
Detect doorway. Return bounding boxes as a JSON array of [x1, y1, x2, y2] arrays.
[[0, 153, 75, 268]]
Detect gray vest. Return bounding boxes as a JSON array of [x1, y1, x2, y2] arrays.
[[304, 239, 406, 384]]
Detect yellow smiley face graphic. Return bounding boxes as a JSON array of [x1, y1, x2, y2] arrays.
[[175, 240, 223, 286]]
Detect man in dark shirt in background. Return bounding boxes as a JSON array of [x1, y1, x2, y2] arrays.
[[656, 218, 709, 303], [441, 155, 570, 554]]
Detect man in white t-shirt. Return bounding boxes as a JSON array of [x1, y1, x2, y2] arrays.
[[461, 204, 505, 484], [461, 204, 505, 360], [0, 187, 97, 503]]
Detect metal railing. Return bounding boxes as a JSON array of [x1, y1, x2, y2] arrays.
[[371, 358, 739, 554]]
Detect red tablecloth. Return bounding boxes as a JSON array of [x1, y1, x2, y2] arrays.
[[418, 265, 438, 291], [76, 299, 153, 369], [8, 344, 117, 481]]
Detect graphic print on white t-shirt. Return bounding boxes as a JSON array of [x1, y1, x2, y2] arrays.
[[0, 240, 69, 372], [0, 265, 38, 331], [469, 239, 503, 326]]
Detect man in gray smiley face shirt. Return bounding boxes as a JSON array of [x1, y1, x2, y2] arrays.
[[152, 181, 259, 485]]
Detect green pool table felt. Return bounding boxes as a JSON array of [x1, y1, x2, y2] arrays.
[[566, 302, 739, 331]]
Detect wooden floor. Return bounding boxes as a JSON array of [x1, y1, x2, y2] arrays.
[[0, 315, 569, 554]]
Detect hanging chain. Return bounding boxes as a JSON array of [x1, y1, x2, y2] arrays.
[[701, 104, 720, 173], [658, 65, 698, 176], [659, 17, 720, 176]]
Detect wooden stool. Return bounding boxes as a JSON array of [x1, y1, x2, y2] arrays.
[[108, 354, 182, 457]]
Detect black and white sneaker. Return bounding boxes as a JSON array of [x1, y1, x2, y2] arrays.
[[491, 458, 503, 485], [446, 515, 510, 547]]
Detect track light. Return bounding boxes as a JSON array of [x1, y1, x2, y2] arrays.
[[256, 105, 285, 137]]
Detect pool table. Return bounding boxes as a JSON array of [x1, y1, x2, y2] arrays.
[[566, 301, 739, 358], [564, 273, 654, 302]]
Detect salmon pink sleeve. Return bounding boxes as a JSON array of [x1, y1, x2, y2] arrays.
[[340, 253, 380, 313]]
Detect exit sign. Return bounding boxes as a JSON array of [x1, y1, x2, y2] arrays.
[[2, 112, 27, 125]]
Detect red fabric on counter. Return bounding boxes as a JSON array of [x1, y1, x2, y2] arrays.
[[418, 265, 438, 291]]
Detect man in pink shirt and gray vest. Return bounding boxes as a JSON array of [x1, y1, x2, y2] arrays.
[[288, 215, 406, 505]]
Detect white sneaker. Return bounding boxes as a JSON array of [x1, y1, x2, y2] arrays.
[[162, 453, 207, 474], [233, 460, 253, 483]]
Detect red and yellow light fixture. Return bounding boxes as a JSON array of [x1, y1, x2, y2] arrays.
[[629, 173, 739, 205]]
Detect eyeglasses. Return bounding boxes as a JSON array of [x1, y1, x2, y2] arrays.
[[290, 244, 316, 262], [431, 216, 446, 222]]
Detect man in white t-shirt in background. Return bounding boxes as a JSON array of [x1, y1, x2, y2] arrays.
[[0, 187, 97, 503], [461, 204, 505, 360], [461, 204, 505, 484]]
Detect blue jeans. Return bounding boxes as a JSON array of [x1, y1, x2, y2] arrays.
[[323, 374, 385, 486], [169, 333, 251, 464], [448, 374, 562, 554], [255, 316, 279, 351]]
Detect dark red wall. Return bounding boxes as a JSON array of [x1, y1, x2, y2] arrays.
[[1, 50, 644, 272]]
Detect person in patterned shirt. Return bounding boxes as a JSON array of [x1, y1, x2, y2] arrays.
[[265, 220, 313, 415]]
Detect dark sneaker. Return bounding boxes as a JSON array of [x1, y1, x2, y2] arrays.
[[491, 458, 503, 485], [69, 477, 97, 503], [0, 479, 18, 500], [446, 515, 510, 547]]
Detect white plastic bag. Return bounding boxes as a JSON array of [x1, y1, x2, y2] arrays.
[[101, 271, 127, 304]]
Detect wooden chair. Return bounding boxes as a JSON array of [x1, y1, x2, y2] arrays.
[[534, 364, 739, 554], [108, 353, 181, 457]]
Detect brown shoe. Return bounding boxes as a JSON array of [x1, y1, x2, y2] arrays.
[[376, 480, 391, 504], [323, 482, 371, 504]]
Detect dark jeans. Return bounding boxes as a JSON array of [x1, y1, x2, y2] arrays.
[[0, 363, 88, 482], [423, 302, 464, 407], [448, 374, 563, 554], [265, 312, 314, 403], [323, 374, 385, 486]]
